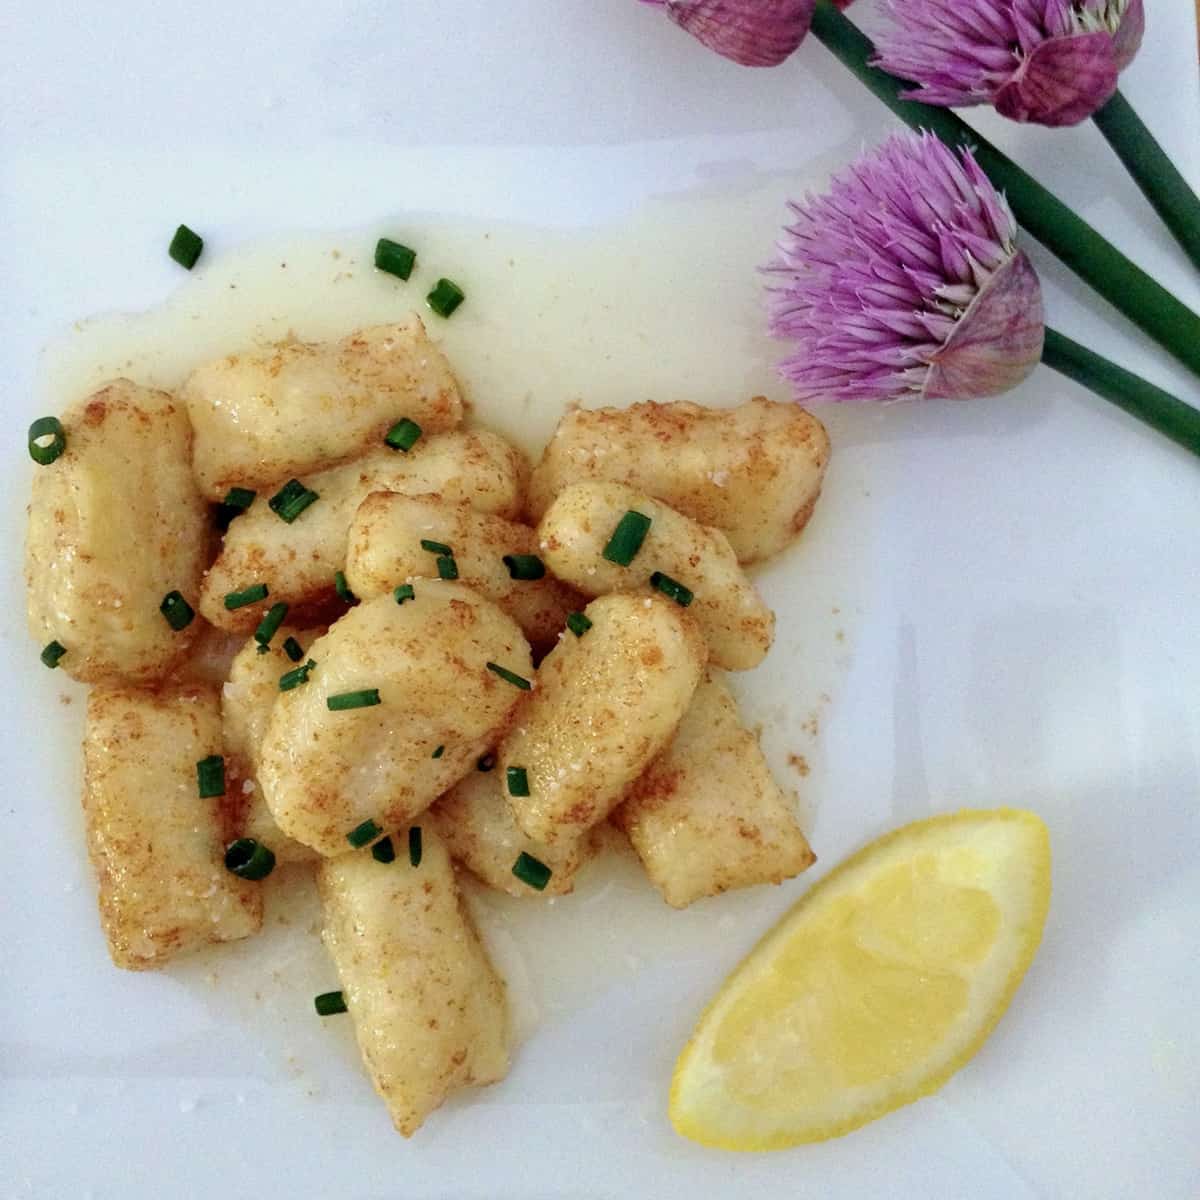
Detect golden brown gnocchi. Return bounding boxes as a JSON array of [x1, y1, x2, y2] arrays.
[[527, 397, 830, 562], [183, 317, 463, 500]]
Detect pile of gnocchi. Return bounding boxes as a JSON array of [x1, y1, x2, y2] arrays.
[[24, 314, 830, 1136]]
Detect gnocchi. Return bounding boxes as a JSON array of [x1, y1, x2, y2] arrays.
[[25, 380, 209, 685], [183, 316, 463, 500], [527, 397, 829, 562], [538, 481, 774, 671]]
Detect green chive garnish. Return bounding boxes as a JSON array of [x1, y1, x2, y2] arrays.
[[216, 486, 256, 531], [314, 990, 347, 1016], [28, 416, 66, 466], [603, 510, 652, 566], [432, 745, 444, 759], [40, 640, 67, 669], [169, 224, 204, 270], [384, 417, 422, 452], [225, 583, 269, 610], [334, 570, 357, 605], [224, 838, 275, 880], [503, 554, 545, 581], [649, 571, 694, 608], [255, 601, 289, 646], [160, 590, 195, 631], [512, 851, 552, 891], [327, 688, 381, 711], [408, 826, 423, 866], [426, 277, 465, 318], [394, 584, 415, 605], [374, 237, 417, 280], [477, 753, 496, 772], [282, 636, 304, 663], [371, 836, 396, 864], [506, 766, 530, 797], [436, 555, 459, 581], [420, 539, 452, 556], [196, 754, 225, 798], [347, 818, 382, 848], [268, 478, 319, 524], [487, 662, 531, 690], [566, 611, 592, 637], [279, 659, 317, 690]]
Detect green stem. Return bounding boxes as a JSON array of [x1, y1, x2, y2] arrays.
[[808, 0, 1200, 382], [1042, 327, 1200, 457], [1092, 90, 1200, 275]]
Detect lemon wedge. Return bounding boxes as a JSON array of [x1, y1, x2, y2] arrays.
[[669, 808, 1051, 1150]]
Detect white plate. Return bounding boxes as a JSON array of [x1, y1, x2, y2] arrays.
[[3, 4, 1199, 1198]]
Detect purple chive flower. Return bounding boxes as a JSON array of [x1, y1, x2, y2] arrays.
[[639, 0, 816, 66], [873, 0, 1145, 127], [765, 132, 1044, 403]]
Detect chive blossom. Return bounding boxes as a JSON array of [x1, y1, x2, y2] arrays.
[[503, 554, 545, 581], [394, 584, 415, 605], [649, 571, 694, 608], [347, 818, 382, 848], [371, 836, 396, 864], [334, 570, 357, 605], [160, 590, 196, 631], [169, 224, 204, 270], [282, 636, 305, 663], [255, 601, 289, 646], [420, 539, 452, 556], [374, 237, 416, 280], [408, 826, 423, 867], [268, 478, 319, 524], [506, 766, 530, 797], [224, 838, 275, 880], [327, 688, 381, 711], [426, 277, 465, 318], [225, 582, 269, 610], [477, 753, 496, 772], [602, 510, 652, 566], [487, 662, 531, 690], [216, 486, 256, 531], [40, 640, 67, 669], [436, 554, 459, 581], [431, 745, 444, 759], [384, 417, 422, 452], [28, 416, 66, 466], [196, 754, 225, 798], [512, 851, 552, 891], [314, 990, 347, 1016], [279, 659, 317, 691], [566, 611, 592, 637]]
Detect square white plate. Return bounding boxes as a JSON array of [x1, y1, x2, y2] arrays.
[[3, 4, 1199, 1197]]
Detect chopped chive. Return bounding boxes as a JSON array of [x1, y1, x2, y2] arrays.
[[256, 644, 270, 655], [327, 688, 381, 711], [506, 766, 530, 797], [649, 571, 694, 608], [426, 277, 465, 318], [408, 826, 423, 867], [602, 510, 652, 567], [371, 836, 396, 864], [160, 590, 195, 631], [347, 818, 382, 848], [487, 662, 531, 690], [374, 237, 417, 280], [420, 539, 452, 556], [431, 745, 444, 759], [215, 486, 256, 531], [169, 224, 204, 270], [255, 601, 289, 646], [394, 584, 415, 605], [268, 478, 319, 524], [28, 416, 66, 466], [314, 990, 347, 1016], [279, 659, 317, 691], [40, 640, 67, 669], [196, 754, 225, 798], [566, 611, 592, 637], [225, 583, 269, 610], [224, 838, 275, 880], [436, 555, 459, 581], [384, 417, 422, 452], [477, 752, 496, 772], [503, 554, 545, 581], [334, 570, 357, 605], [512, 851, 552, 891], [282, 636, 304, 663]]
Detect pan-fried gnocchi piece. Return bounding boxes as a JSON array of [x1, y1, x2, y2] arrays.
[[538, 482, 774, 672], [527, 397, 830, 562], [345, 492, 581, 649], [259, 585, 532, 856], [183, 317, 464, 500], [318, 831, 509, 1137], [25, 380, 209, 685], [198, 430, 527, 634], [430, 767, 597, 897], [613, 670, 815, 908], [221, 627, 323, 865], [82, 683, 263, 970], [500, 593, 706, 846]]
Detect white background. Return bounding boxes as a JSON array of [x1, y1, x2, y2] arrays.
[[2, 3, 1199, 1197]]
